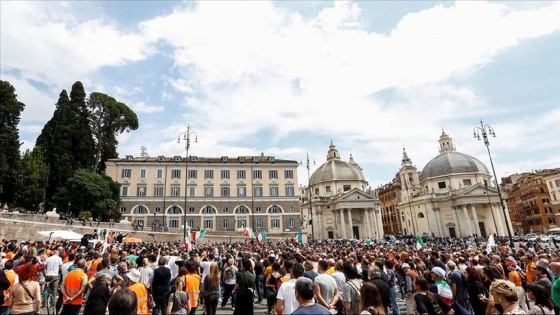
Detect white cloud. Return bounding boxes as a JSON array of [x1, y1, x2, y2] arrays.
[[132, 101, 164, 113]]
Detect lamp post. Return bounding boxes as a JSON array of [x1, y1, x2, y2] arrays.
[[473, 119, 514, 248], [404, 179, 417, 236], [178, 126, 198, 244], [300, 153, 316, 240]]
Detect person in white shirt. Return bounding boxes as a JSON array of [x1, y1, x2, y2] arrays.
[[61, 253, 75, 281], [45, 250, 63, 299], [275, 262, 305, 315], [166, 251, 179, 279]]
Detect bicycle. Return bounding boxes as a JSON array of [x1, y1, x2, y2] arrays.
[[39, 278, 57, 315]]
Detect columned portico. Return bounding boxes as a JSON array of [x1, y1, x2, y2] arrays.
[[363, 209, 371, 239], [471, 204, 481, 236], [491, 203, 505, 236], [462, 205, 473, 236], [347, 209, 353, 238], [339, 209, 346, 238]]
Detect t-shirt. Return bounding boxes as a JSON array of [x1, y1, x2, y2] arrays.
[[343, 279, 362, 315], [314, 273, 337, 305], [200, 261, 211, 285], [448, 270, 468, 299], [291, 303, 331, 315], [276, 278, 298, 315], [45, 254, 63, 277], [167, 291, 189, 314]]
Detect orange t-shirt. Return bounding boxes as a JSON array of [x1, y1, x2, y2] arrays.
[[509, 271, 522, 287]]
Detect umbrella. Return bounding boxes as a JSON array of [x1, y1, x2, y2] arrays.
[[38, 230, 84, 240], [122, 237, 143, 243]]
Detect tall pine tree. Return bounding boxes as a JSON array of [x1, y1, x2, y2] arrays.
[[15, 147, 49, 211], [0, 81, 25, 206], [69, 82, 95, 169]]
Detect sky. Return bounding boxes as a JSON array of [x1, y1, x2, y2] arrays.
[[1, 1, 559, 188]]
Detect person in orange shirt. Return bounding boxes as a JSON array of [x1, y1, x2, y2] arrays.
[[506, 261, 529, 313], [61, 259, 88, 315], [1, 260, 19, 314], [524, 254, 537, 283], [184, 261, 201, 315], [127, 268, 149, 314]]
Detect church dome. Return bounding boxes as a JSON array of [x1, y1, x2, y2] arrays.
[[309, 143, 365, 185], [420, 131, 489, 182]]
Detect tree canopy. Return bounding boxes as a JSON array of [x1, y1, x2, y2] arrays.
[[15, 147, 49, 211]]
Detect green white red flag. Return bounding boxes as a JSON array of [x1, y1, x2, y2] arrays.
[[244, 227, 255, 238], [256, 231, 266, 242], [192, 229, 206, 241]]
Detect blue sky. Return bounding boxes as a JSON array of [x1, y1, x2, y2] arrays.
[[1, 1, 559, 188]]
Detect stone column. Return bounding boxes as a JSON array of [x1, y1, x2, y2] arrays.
[[462, 205, 473, 236], [363, 209, 371, 239], [347, 209, 353, 238], [433, 208, 443, 237], [492, 203, 505, 236], [367, 209, 375, 239], [452, 207, 462, 237], [375, 209, 384, 239], [339, 209, 346, 238], [471, 204, 481, 236]]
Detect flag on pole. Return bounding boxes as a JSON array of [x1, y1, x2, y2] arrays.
[[486, 233, 495, 254], [416, 236, 424, 250], [296, 232, 303, 243], [256, 231, 266, 242], [229, 236, 232, 246], [366, 239, 371, 246], [184, 235, 191, 250], [244, 227, 255, 238], [192, 230, 206, 241], [98, 229, 103, 240]]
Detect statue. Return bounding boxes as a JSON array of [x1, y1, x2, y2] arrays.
[[46, 207, 60, 218]]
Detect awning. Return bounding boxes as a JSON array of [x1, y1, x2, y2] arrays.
[[38, 230, 85, 240]]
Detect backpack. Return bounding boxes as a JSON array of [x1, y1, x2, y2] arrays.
[[275, 276, 289, 291], [347, 279, 362, 306], [225, 266, 236, 281]]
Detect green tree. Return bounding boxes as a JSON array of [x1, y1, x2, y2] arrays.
[[14, 147, 49, 211], [69, 82, 95, 169], [54, 169, 121, 220], [88, 92, 139, 173], [0, 81, 25, 205]]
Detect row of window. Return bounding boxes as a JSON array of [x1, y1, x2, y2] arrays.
[[122, 204, 292, 214], [131, 218, 296, 230], [123, 185, 296, 197], [122, 168, 294, 180]]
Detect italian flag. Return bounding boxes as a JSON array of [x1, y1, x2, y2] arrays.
[[244, 227, 255, 238], [296, 232, 303, 243], [256, 231, 266, 242], [416, 236, 424, 250], [365, 239, 371, 246], [184, 235, 191, 250], [192, 230, 206, 241]]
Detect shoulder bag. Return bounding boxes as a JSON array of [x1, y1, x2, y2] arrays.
[[21, 283, 39, 315]]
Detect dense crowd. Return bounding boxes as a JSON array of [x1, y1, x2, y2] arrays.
[[1, 231, 560, 315]]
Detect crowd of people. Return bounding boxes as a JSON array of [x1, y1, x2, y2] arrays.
[[0, 232, 559, 315]]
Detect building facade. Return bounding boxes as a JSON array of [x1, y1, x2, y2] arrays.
[[396, 131, 513, 238], [300, 143, 383, 240], [376, 177, 403, 236], [105, 153, 301, 236], [543, 169, 560, 215]]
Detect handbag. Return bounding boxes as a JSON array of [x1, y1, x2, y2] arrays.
[[21, 283, 39, 315]]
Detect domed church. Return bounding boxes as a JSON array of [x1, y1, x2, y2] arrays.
[[397, 131, 513, 238], [301, 142, 383, 240]]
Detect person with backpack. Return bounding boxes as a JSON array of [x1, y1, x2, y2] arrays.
[[447, 261, 469, 310], [506, 261, 529, 313], [342, 261, 363, 315], [264, 262, 281, 315], [275, 262, 304, 315], [402, 263, 417, 315], [220, 258, 237, 310]]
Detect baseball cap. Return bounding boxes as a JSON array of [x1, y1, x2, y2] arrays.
[[401, 263, 410, 269], [431, 267, 446, 278]]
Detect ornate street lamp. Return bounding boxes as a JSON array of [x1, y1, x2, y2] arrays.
[[473, 119, 514, 248], [178, 126, 198, 245], [300, 153, 316, 240]]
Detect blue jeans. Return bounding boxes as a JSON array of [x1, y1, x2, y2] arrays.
[[61, 304, 82, 315], [0, 306, 10, 315], [255, 274, 264, 302], [221, 283, 236, 307], [390, 285, 401, 315]]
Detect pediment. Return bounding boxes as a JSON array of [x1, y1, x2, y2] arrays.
[[455, 183, 498, 197], [339, 188, 376, 201]]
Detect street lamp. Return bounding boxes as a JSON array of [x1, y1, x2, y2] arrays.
[[300, 153, 316, 240], [178, 126, 198, 245], [473, 119, 514, 248]]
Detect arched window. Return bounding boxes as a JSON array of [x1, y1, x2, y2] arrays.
[[201, 206, 217, 214], [168, 206, 182, 215], [268, 205, 282, 214], [133, 205, 148, 214], [417, 212, 425, 219], [235, 206, 250, 214]]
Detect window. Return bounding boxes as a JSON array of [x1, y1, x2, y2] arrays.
[[169, 207, 182, 214], [121, 186, 129, 196], [253, 170, 262, 179], [315, 188, 319, 195], [269, 205, 281, 214], [237, 170, 246, 179], [204, 219, 213, 229], [255, 207, 262, 213], [187, 219, 196, 229], [221, 170, 230, 179], [269, 170, 278, 179], [202, 206, 216, 214], [549, 218, 556, 224], [204, 170, 214, 179], [238, 219, 246, 228], [222, 207, 229, 213], [171, 169, 181, 179], [556, 179, 560, 187], [326, 186, 331, 193], [137, 186, 146, 196], [417, 212, 425, 218], [254, 186, 263, 197], [188, 207, 195, 213], [139, 169, 146, 179], [543, 198, 550, 204], [463, 179, 472, 186], [120, 206, 126, 213], [156, 169, 163, 179], [121, 169, 131, 178], [271, 219, 280, 229], [154, 186, 163, 196], [549, 182, 553, 188], [136, 219, 144, 227], [155, 207, 161, 213], [237, 206, 250, 214], [287, 218, 296, 228], [222, 220, 230, 229], [288, 206, 294, 213], [170, 220, 179, 229], [188, 170, 197, 179], [553, 193, 557, 201], [438, 182, 447, 189], [285, 186, 295, 196], [285, 170, 293, 179], [134, 206, 147, 214], [205, 186, 214, 197], [343, 185, 351, 191], [238, 186, 246, 197], [189, 186, 196, 197], [221, 186, 230, 197], [171, 186, 180, 196], [270, 186, 279, 196], [255, 219, 264, 228]]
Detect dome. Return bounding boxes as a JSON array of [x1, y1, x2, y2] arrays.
[[309, 143, 365, 185]]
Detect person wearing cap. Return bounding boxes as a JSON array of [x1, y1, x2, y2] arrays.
[[60, 259, 88, 315], [128, 268, 149, 314], [402, 263, 416, 315], [292, 277, 331, 315], [429, 267, 453, 307]]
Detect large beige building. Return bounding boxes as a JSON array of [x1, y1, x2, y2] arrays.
[[397, 131, 513, 238], [105, 153, 302, 236], [300, 143, 383, 240]]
